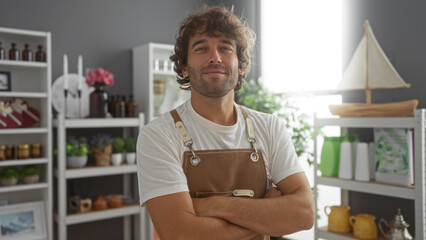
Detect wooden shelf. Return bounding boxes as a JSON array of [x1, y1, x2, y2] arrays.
[[53, 116, 143, 128], [0, 182, 48, 193], [53, 204, 141, 225], [54, 164, 138, 179], [315, 116, 416, 128], [0, 59, 48, 68], [0, 158, 48, 167], [318, 226, 386, 240], [317, 176, 415, 200], [0, 91, 48, 98], [0, 127, 48, 134]]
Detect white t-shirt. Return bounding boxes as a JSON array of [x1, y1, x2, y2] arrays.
[[137, 100, 304, 205]]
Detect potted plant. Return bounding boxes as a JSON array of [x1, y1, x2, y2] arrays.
[[0, 167, 19, 186], [237, 79, 315, 166], [111, 137, 125, 166], [90, 133, 113, 166], [20, 165, 42, 184], [125, 137, 137, 164], [66, 136, 91, 168]]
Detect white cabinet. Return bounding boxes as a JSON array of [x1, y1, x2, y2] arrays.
[[53, 113, 148, 240], [132, 42, 190, 124], [0, 27, 52, 239], [313, 110, 426, 240]]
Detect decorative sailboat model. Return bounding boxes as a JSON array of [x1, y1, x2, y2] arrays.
[[329, 20, 418, 117]]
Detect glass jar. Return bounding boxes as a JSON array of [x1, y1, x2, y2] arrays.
[[31, 143, 42, 158], [125, 94, 138, 117], [9, 43, 19, 60], [22, 44, 33, 61], [17, 144, 30, 159], [0, 145, 6, 161], [5, 145, 14, 159]]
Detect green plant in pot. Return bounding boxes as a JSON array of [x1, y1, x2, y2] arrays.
[[111, 137, 125, 166], [125, 137, 137, 164], [66, 136, 91, 168], [90, 133, 113, 166], [0, 167, 20, 186], [21, 165, 42, 184], [237, 79, 315, 166]]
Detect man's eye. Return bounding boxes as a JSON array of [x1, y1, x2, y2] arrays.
[[194, 47, 205, 52], [221, 46, 232, 52]]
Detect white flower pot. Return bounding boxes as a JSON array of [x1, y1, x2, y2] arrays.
[[126, 152, 136, 164], [67, 156, 88, 168], [111, 153, 123, 166], [0, 178, 18, 186], [22, 174, 40, 184]]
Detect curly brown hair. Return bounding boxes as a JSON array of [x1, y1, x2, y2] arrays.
[[170, 6, 255, 92]]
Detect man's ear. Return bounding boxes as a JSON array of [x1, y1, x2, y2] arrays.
[[182, 66, 189, 78]]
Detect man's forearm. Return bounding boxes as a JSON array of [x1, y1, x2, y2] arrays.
[[193, 190, 314, 236]]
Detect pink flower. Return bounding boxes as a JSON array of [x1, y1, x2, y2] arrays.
[[85, 68, 114, 87]]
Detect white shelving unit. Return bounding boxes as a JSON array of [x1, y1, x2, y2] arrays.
[[53, 113, 148, 240], [132, 42, 190, 124], [0, 26, 52, 240], [313, 110, 426, 240]]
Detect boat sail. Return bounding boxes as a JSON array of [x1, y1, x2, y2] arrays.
[[329, 20, 418, 117]]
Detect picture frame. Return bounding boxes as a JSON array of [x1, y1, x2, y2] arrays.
[[0, 201, 46, 240], [0, 71, 11, 92]]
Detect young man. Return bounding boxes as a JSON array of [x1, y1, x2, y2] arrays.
[[137, 6, 315, 240]]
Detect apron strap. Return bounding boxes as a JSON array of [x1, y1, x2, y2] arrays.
[[170, 105, 259, 162]]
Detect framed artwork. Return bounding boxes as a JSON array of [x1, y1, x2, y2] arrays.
[[0, 201, 46, 240], [0, 71, 11, 91]]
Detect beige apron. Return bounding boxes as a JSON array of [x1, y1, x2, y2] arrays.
[[171, 106, 269, 240]]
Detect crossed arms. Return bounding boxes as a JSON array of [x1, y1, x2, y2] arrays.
[[145, 172, 315, 240]]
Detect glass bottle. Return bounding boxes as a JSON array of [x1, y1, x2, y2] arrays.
[[35, 45, 46, 62], [108, 95, 116, 117], [126, 94, 138, 117], [119, 95, 126, 118], [22, 44, 33, 61], [89, 82, 109, 118], [9, 43, 19, 60], [0, 41, 5, 60], [113, 95, 125, 118]]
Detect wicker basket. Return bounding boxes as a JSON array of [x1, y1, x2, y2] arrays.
[[92, 145, 112, 166]]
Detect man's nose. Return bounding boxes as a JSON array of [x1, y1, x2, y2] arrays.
[[209, 49, 222, 64]]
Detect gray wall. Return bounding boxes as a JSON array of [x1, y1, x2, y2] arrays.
[[0, 1, 260, 240], [343, 0, 426, 236]]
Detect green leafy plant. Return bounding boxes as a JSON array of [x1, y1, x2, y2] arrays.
[[113, 137, 125, 153], [125, 137, 136, 152], [21, 165, 42, 176], [90, 133, 113, 151], [0, 167, 20, 179], [237, 79, 315, 165], [66, 136, 91, 157]]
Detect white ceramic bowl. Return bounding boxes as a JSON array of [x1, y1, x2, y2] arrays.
[[67, 156, 88, 168]]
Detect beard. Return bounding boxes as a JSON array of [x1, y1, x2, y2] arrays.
[[188, 64, 238, 98]]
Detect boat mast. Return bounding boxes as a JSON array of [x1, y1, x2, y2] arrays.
[[365, 20, 371, 104]]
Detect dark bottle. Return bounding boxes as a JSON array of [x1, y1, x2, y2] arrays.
[[113, 95, 122, 118], [9, 43, 19, 60], [35, 45, 46, 62], [0, 41, 5, 60], [89, 82, 109, 118], [126, 94, 138, 117], [119, 95, 126, 118], [108, 95, 116, 117], [22, 44, 33, 61]]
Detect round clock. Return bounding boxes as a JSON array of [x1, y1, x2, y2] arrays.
[[52, 74, 93, 118]]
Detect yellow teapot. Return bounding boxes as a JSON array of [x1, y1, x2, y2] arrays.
[[349, 213, 378, 240], [324, 205, 351, 233]]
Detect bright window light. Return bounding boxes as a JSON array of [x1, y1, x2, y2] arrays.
[[261, 0, 342, 93]]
